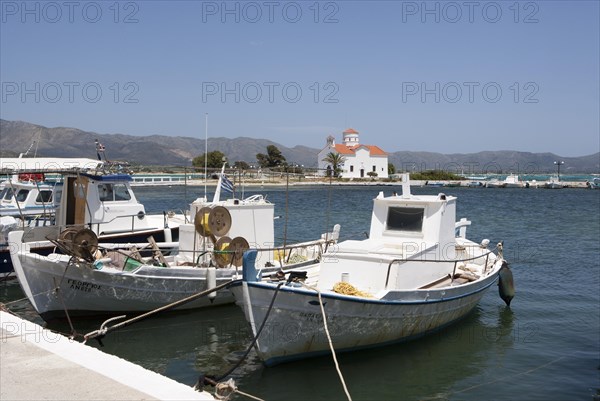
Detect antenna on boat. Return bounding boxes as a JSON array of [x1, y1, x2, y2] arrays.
[[401, 173, 411, 198], [95, 139, 108, 162], [20, 140, 36, 158], [33, 128, 41, 157], [204, 113, 208, 200]]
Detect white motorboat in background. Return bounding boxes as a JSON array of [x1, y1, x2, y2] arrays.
[[544, 175, 564, 189], [503, 174, 524, 188], [1, 157, 183, 278]]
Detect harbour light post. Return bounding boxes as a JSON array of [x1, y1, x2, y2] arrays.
[[554, 161, 564, 181]]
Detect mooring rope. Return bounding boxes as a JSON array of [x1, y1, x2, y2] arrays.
[[200, 377, 265, 401], [301, 283, 353, 401], [215, 282, 284, 382], [83, 279, 240, 344]]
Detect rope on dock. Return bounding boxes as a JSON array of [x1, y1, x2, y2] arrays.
[[198, 377, 265, 401], [301, 283, 353, 401]]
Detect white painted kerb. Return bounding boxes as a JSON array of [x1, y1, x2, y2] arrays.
[[0, 311, 214, 400]]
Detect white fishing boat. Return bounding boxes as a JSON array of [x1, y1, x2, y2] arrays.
[[544, 175, 564, 189], [485, 178, 505, 188], [1, 158, 184, 278], [503, 174, 524, 188], [230, 173, 513, 366], [10, 169, 339, 320]]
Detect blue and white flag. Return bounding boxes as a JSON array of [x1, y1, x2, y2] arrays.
[[221, 174, 234, 193]]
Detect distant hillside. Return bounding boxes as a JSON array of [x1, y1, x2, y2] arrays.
[[387, 151, 600, 174], [1, 119, 598, 173], [0, 119, 319, 167]]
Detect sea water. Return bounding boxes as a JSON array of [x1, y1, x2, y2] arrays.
[[1, 185, 598, 400]]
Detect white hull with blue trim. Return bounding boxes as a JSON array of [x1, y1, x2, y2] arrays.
[[231, 174, 510, 365]]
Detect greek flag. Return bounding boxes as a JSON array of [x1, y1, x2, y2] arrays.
[[221, 174, 234, 193]]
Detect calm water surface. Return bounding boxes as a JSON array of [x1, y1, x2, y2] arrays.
[[2, 185, 598, 401]]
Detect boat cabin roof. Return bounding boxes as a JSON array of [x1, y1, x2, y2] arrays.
[[81, 173, 132, 182], [0, 157, 103, 174]]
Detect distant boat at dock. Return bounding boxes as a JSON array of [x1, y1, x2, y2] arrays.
[[544, 175, 564, 189], [503, 174, 524, 188]]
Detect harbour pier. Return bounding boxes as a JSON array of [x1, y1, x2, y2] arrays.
[[0, 311, 214, 401]]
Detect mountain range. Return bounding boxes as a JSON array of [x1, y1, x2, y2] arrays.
[[1, 119, 598, 173]]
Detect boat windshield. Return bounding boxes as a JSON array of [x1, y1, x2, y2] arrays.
[[386, 207, 424, 232], [99, 183, 132, 202]]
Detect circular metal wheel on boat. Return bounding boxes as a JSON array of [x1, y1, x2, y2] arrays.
[[194, 206, 213, 237], [228, 236, 250, 267], [213, 236, 233, 268], [71, 228, 99, 262], [56, 227, 81, 255], [208, 206, 232, 237], [58, 227, 80, 244]]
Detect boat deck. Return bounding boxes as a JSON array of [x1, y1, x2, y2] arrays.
[[418, 273, 473, 289]]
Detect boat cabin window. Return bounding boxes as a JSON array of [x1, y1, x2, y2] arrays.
[[2, 188, 13, 200], [114, 184, 131, 201], [386, 207, 424, 232], [15, 189, 29, 202], [35, 190, 53, 203], [98, 183, 131, 202]]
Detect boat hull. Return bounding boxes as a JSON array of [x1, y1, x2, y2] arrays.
[[12, 245, 233, 320], [231, 270, 499, 365]]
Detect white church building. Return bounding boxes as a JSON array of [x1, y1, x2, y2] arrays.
[[317, 128, 389, 178]]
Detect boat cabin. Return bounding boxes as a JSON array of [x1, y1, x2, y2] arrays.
[[0, 174, 60, 218], [0, 157, 162, 238], [319, 174, 463, 293], [56, 172, 155, 236]]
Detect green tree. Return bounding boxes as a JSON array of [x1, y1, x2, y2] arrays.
[[256, 145, 286, 168], [233, 161, 250, 170], [322, 152, 346, 177], [192, 151, 227, 169], [367, 171, 378, 179], [388, 163, 396, 175]]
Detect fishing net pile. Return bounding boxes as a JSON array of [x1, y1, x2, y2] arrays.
[[332, 282, 374, 298]]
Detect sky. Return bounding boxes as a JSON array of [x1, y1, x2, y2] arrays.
[[1, 1, 599, 157]]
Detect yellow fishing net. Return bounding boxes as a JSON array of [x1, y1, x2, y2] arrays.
[[333, 282, 374, 298]]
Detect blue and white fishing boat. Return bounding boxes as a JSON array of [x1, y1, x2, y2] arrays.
[[231, 174, 512, 365]]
